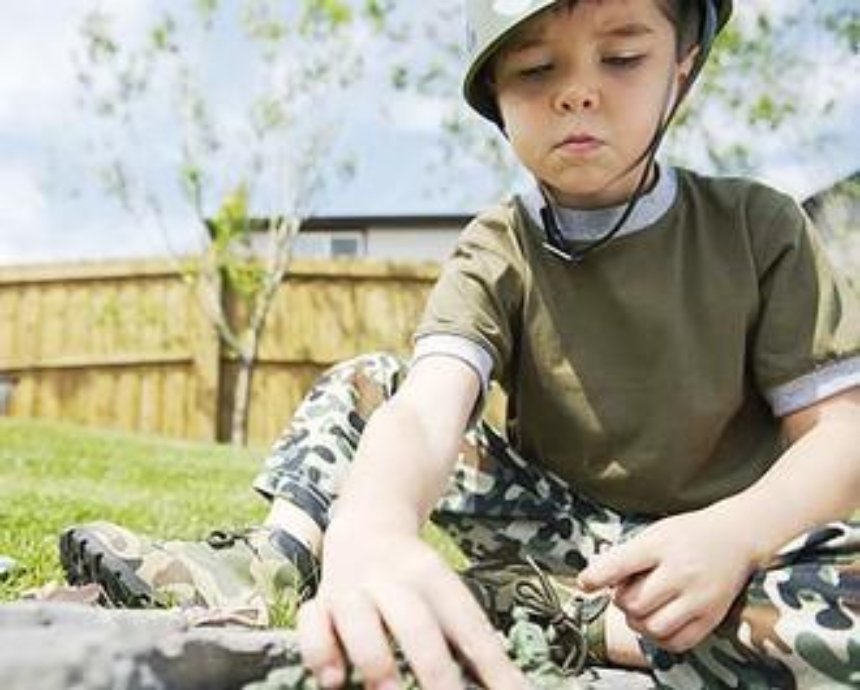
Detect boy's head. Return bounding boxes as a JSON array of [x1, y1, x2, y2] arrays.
[[463, 0, 732, 209], [464, 0, 732, 124]]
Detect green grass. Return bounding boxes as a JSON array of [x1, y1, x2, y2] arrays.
[[3, 415, 854, 630], [0, 417, 266, 601], [0, 417, 465, 615]]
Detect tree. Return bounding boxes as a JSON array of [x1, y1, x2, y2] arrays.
[[667, 1, 859, 176], [75, 0, 391, 445], [806, 174, 860, 279]]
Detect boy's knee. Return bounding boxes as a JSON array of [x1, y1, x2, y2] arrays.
[[323, 351, 408, 396], [335, 351, 406, 373]]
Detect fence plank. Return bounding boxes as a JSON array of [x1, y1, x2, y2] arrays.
[[189, 281, 221, 441], [0, 290, 15, 362], [0, 258, 440, 444]]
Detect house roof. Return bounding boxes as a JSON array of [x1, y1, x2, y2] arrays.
[[234, 214, 474, 235], [300, 214, 474, 231]]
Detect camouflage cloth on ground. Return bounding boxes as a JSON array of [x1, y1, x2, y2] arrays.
[[240, 624, 590, 690], [253, 352, 860, 689]]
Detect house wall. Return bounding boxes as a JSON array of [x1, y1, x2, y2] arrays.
[[366, 228, 461, 262], [271, 222, 468, 262]]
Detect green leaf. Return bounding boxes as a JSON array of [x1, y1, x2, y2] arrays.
[[300, 0, 353, 34], [195, 0, 220, 28], [150, 14, 178, 53]]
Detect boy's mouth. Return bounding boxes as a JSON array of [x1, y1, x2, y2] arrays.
[[557, 133, 603, 154]]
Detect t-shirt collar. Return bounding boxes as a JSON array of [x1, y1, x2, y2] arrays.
[[519, 164, 678, 242]]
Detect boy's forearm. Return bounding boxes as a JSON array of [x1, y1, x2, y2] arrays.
[[330, 398, 460, 535], [713, 414, 860, 567]]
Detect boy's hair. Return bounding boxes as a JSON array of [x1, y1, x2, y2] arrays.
[[660, 0, 704, 57]]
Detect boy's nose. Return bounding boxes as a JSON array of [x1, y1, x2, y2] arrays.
[[554, 81, 599, 113]]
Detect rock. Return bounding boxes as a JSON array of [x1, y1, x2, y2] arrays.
[[0, 601, 655, 690], [0, 601, 298, 690], [0, 555, 18, 580], [580, 667, 657, 689]]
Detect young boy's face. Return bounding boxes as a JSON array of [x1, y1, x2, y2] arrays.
[[492, 0, 696, 208]]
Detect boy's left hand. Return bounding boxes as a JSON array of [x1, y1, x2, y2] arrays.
[[578, 507, 759, 653]]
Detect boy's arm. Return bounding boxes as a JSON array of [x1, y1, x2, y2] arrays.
[[720, 385, 860, 559], [297, 355, 527, 690], [579, 386, 860, 653]]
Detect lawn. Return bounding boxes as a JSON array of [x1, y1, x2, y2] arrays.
[[0, 417, 464, 611], [0, 417, 267, 602]]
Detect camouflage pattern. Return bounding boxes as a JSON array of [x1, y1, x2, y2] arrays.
[[255, 351, 860, 688], [460, 557, 610, 675], [240, 655, 656, 690], [60, 522, 314, 628], [240, 630, 588, 690]]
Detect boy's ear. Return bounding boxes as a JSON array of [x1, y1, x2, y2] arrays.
[[678, 45, 701, 85]]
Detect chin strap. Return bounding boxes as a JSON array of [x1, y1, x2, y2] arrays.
[[538, 105, 666, 264], [539, 0, 719, 264]]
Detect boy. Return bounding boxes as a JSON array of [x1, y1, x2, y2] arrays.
[[63, 1, 859, 688]]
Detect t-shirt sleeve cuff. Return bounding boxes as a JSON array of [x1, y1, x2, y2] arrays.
[[765, 355, 860, 416], [411, 333, 493, 395]]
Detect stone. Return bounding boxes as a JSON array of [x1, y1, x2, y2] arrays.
[[0, 601, 654, 689], [0, 602, 297, 690], [0, 555, 18, 580]]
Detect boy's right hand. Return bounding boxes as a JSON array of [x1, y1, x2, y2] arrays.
[[296, 524, 528, 690]]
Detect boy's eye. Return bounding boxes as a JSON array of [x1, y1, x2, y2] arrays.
[[516, 63, 554, 80], [603, 54, 645, 69]]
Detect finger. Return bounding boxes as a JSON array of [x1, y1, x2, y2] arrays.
[[373, 585, 463, 690], [296, 597, 346, 688], [627, 596, 698, 643], [433, 571, 530, 690], [613, 570, 679, 620], [328, 591, 400, 687], [660, 617, 711, 653], [579, 538, 659, 591]]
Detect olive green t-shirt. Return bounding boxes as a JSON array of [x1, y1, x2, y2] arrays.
[[416, 169, 860, 516]]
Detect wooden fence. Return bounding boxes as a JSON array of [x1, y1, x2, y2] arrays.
[[0, 258, 439, 445]]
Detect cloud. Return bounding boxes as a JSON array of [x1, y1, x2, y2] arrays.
[[0, 0, 157, 131], [757, 94, 860, 199], [0, 158, 197, 265], [0, 24, 74, 129], [0, 166, 46, 231], [380, 93, 452, 133], [0, 165, 68, 263]]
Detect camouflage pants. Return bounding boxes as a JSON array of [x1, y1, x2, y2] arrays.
[[253, 352, 860, 689]]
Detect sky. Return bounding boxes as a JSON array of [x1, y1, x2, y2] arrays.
[[0, 1, 494, 265], [0, 0, 858, 265]]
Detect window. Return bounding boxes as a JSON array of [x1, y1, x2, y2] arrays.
[[330, 234, 364, 258]]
